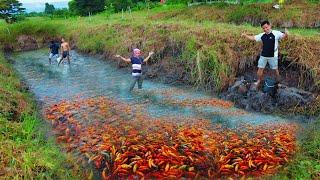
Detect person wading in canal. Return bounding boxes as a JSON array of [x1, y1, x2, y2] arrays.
[[48, 40, 60, 64], [58, 38, 71, 66], [241, 20, 289, 90], [115, 49, 154, 91]]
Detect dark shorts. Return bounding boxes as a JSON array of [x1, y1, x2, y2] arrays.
[[62, 51, 69, 58]]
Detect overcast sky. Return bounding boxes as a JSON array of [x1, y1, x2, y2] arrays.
[[20, 0, 69, 3], [21, 0, 70, 12]]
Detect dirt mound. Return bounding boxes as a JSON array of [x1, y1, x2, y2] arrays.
[[17, 35, 38, 51], [222, 78, 316, 113]]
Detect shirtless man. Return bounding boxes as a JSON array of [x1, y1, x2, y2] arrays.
[[58, 38, 71, 66]]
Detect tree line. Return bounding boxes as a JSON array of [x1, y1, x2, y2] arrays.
[[0, 0, 25, 23], [1, 0, 167, 22], [1, 0, 319, 23]]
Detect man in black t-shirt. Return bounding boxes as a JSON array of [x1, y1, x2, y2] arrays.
[[241, 20, 288, 90], [48, 40, 60, 64]]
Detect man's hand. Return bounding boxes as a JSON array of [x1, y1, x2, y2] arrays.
[[241, 33, 255, 41], [284, 28, 289, 36], [282, 28, 289, 39], [114, 54, 130, 62], [148, 51, 154, 56], [144, 51, 155, 63], [241, 33, 247, 37]]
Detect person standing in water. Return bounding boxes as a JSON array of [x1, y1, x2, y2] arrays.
[[115, 49, 154, 91], [241, 20, 288, 90], [58, 38, 71, 66], [48, 40, 59, 64]]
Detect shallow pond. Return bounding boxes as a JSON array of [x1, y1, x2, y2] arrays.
[[11, 49, 299, 179]]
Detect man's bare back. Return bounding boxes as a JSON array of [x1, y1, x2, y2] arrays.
[[58, 38, 71, 66]]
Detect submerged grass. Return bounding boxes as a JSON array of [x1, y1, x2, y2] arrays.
[[0, 52, 82, 179]]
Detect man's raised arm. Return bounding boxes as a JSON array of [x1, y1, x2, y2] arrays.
[[114, 55, 131, 62], [241, 33, 256, 41], [143, 52, 154, 63]]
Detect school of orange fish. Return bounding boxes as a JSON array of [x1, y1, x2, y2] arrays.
[[45, 96, 298, 179]]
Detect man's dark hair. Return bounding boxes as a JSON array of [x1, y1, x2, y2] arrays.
[[261, 20, 270, 27], [50, 40, 54, 44]]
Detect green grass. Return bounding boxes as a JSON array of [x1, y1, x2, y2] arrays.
[[274, 119, 320, 179], [290, 28, 320, 37], [0, 52, 82, 179], [0, 19, 5, 25], [242, 0, 272, 3]]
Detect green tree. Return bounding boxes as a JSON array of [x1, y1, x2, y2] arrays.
[[44, 2, 55, 14], [68, 0, 79, 15], [68, 0, 106, 16], [105, 0, 133, 12], [0, 0, 25, 23], [53, 8, 72, 18], [105, 0, 160, 12]]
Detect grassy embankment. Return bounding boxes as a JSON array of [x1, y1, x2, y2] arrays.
[[163, 1, 320, 28], [1, 3, 319, 91], [0, 3, 319, 178], [0, 52, 83, 178]]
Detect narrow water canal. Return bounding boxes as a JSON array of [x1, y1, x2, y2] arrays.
[[11, 49, 299, 178]]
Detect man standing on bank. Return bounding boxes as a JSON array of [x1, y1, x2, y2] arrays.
[[241, 20, 289, 90]]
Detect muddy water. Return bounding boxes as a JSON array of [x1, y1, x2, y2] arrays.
[[12, 49, 289, 127], [11, 49, 301, 178]]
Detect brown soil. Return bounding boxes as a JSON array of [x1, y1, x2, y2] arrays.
[[17, 35, 39, 51]]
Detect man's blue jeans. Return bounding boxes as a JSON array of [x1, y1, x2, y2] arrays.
[[129, 76, 143, 91]]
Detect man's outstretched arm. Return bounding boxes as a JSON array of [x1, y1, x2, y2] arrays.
[[60, 46, 63, 56], [241, 33, 256, 41], [283, 28, 289, 39], [115, 55, 131, 62], [143, 51, 155, 63]]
